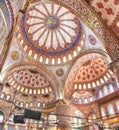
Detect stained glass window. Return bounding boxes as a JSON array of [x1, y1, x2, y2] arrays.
[[103, 86, 108, 96], [109, 84, 114, 93], [101, 107, 106, 117], [107, 104, 115, 115]]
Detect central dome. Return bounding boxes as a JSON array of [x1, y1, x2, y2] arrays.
[[18, 1, 85, 64]]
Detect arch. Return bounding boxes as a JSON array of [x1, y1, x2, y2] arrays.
[[52, 0, 118, 59], [64, 52, 111, 99], [2, 63, 60, 99], [72, 110, 86, 129], [88, 112, 97, 123]]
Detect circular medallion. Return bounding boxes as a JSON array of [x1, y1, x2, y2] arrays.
[[56, 68, 64, 76], [88, 35, 96, 45], [12, 51, 19, 60], [46, 16, 59, 30]]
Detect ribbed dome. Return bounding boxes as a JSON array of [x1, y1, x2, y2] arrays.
[[17, 1, 85, 65]]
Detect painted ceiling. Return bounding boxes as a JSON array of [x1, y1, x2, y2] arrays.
[[0, 0, 118, 125]]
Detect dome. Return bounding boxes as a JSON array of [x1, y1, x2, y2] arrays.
[[71, 91, 94, 104], [0, 0, 119, 129], [4, 64, 59, 97], [17, 1, 85, 65]]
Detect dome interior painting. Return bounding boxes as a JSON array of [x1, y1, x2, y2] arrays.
[[0, 0, 119, 130]]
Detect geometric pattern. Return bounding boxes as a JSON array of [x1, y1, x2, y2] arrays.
[[17, 1, 85, 65], [56, 0, 119, 59]]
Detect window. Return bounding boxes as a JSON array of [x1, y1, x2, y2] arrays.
[[109, 84, 114, 93], [101, 107, 106, 117], [107, 104, 115, 116], [0, 93, 5, 98], [20, 102, 24, 107], [42, 103, 45, 107], [116, 101, 119, 112], [37, 102, 41, 107], [90, 97, 93, 102], [84, 98, 88, 103], [103, 86, 108, 96], [26, 103, 29, 107], [0, 111, 4, 123], [99, 90, 103, 98], [6, 95, 10, 101], [78, 99, 82, 104]]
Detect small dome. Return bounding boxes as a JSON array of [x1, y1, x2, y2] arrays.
[[71, 91, 94, 104]]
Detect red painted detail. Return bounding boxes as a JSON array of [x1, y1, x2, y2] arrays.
[[114, 0, 119, 5], [97, 2, 104, 8], [104, 0, 109, 2], [105, 8, 114, 15]]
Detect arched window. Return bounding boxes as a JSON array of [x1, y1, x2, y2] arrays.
[[89, 97, 93, 102], [116, 69, 119, 86], [20, 102, 24, 107], [116, 101, 119, 112], [103, 86, 108, 96], [37, 102, 41, 107], [99, 90, 103, 98], [42, 103, 45, 107], [0, 93, 5, 99], [78, 99, 82, 104], [107, 104, 115, 116], [101, 107, 106, 117], [30, 102, 33, 107], [84, 98, 88, 103], [0, 111, 4, 123], [6, 95, 10, 101], [26, 103, 29, 107], [109, 84, 114, 93]]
